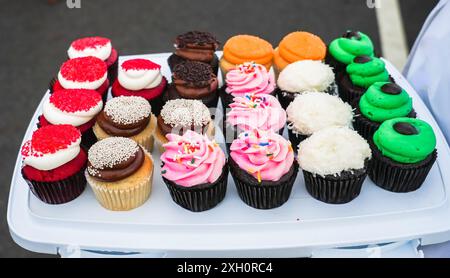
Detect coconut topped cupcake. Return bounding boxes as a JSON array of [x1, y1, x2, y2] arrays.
[[158, 99, 211, 136], [225, 62, 275, 97], [298, 127, 372, 177]]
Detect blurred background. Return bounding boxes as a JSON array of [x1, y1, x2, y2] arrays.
[[0, 0, 438, 257]]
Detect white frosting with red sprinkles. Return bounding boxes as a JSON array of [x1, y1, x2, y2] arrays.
[[118, 58, 162, 90], [21, 125, 81, 171], [105, 96, 151, 125], [43, 89, 103, 127], [58, 57, 107, 90], [68, 37, 112, 61]]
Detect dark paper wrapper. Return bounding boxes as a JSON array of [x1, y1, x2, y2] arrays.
[[303, 167, 368, 204], [353, 98, 417, 141], [148, 94, 165, 117], [325, 48, 347, 77], [229, 158, 298, 209], [287, 128, 308, 152], [368, 141, 437, 192], [276, 84, 337, 110], [162, 84, 219, 109], [167, 53, 219, 76], [163, 165, 228, 212], [107, 55, 119, 84], [22, 168, 86, 205], [81, 127, 97, 149], [338, 74, 395, 105]]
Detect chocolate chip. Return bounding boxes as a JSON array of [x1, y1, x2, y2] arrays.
[[394, 122, 419, 135], [173, 60, 214, 85], [381, 83, 402, 95], [342, 30, 361, 40], [354, 55, 372, 64], [175, 31, 219, 48]]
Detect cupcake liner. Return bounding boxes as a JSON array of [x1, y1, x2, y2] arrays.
[[148, 94, 165, 117], [229, 158, 299, 209], [163, 165, 228, 212], [107, 55, 119, 84], [168, 54, 219, 76], [22, 167, 86, 205], [276, 83, 337, 110], [303, 167, 368, 204], [287, 128, 308, 152], [368, 141, 437, 192], [81, 127, 97, 149]]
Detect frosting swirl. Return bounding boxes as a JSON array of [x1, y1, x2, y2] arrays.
[[161, 130, 225, 187], [230, 129, 294, 182], [227, 93, 286, 132], [68, 37, 112, 61], [225, 62, 275, 97], [346, 56, 389, 88], [373, 118, 436, 164], [223, 35, 273, 69], [359, 82, 413, 122], [118, 58, 163, 91], [329, 31, 375, 65], [174, 31, 219, 62], [58, 57, 107, 90]]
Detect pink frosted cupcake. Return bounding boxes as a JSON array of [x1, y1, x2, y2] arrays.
[[220, 62, 276, 109], [161, 130, 228, 212], [229, 129, 298, 209]]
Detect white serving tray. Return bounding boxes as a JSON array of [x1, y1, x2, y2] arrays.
[[7, 52, 450, 258]]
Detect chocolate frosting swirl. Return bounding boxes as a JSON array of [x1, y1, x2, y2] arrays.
[[174, 31, 219, 62], [157, 115, 208, 136], [97, 111, 149, 137], [172, 61, 218, 99]]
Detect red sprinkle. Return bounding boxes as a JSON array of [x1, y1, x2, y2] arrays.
[[21, 125, 81, 157], [50, 89, 102, 113], [71, 37, 110, 51], [121, 58, 161, 71], [60, 57, 107, 82]]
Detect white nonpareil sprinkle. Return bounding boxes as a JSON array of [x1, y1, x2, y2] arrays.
[[88, 137, 139, 170], [104, 96, 151, 125], [160, 99, 210, 127]]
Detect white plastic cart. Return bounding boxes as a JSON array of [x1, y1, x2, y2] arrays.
[[7, 53, 450, 258]]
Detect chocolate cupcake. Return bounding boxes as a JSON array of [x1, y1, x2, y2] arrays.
[[368, 118, 437, 193], [67, 36, 119, 83], [93, 96, 156, 152], [354, 82, 416, 140], [111, 58, 167, 116], [86, 137, 154, 211], [38, 89, 103, 148], [161, 130, 227, 212], [21, 125, 87, 204], [338, 55, 391, 104], [163, 61, 219, 108], [326, 31, 375, 76], [155, 99, 215, 152], [229, 129, 298, 209], [276, 60, 336, 109], [286, 92, 353, 151], [168, 31, 220, 75], [220, 62, 276, 110], [298, 127, 372, 204]]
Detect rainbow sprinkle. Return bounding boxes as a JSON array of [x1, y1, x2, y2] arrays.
[[257, 170, 262, 183]]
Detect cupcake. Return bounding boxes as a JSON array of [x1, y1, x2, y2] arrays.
[[112, 58, 167, 116], [220, 62, 276, 110], [338, 55, 391, 104], [354, 82, 416, 140], [168, 31, 220, 75], [21, 125, 87, 204], [273, 31, 326, 78], [229, 129, 298, 209], [38, 89, 103, 148], [161, 130, 227, 212], [50, 56, 109, 102], [163, 61, 219, 108], [286, 92, 353, 150], [326, 31, 375, 76], [220, 35, 274, 79], [67, 36, 119, 83], [298, 127, 372, 204], [86, 137, 154, 211], [225, 93, 286, 152], [155, 99, 215, 152], [93, 96, 157, 153], [368, 118, 437, 192], [276, 60, 336, 109]]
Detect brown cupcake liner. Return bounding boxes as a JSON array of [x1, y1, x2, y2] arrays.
[[107, 54, 119, 84], [303, 167, 368, 204], [229, 157, 299, 209], [22, 167, 87, 205], [287, 128, 308, 153], [368, 141, 437, 192], [276, 83, 337, 110], [168, 53, 219, 76], [162, 164, 228, 212]]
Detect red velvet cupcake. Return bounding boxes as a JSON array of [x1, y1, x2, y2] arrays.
[[38, 89, 103, 148], [67, 36, 119, 83], [50, 56, 109, 102], [112, 58, 167, 116], [21, 125, 87, 204]]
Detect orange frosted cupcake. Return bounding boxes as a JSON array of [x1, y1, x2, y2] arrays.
[[220, 35, 273, 78], [274, 31, 326, 77]]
